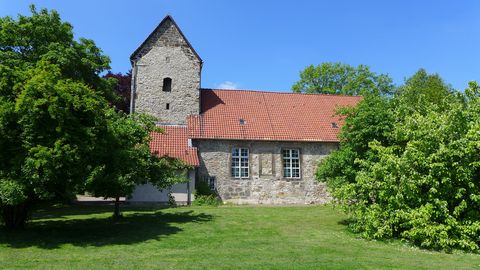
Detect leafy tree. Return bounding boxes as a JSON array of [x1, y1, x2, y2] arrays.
[[85, 112, 188, 218], [318, 69, 480, 251], [103, 71, 131, 113], [0, 6, 114, 100], [317, 94, 394, 192], [0, 6, 180, 227], [394, 68, 453, 119], [292, 62, 394, 96]]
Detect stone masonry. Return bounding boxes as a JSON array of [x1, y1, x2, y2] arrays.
[[131, 17, 201, 124], [194, 140, 338, 204], [131, 16, 345, 204]]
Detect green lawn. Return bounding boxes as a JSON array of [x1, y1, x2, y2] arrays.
[[0, 205, 478, 270]]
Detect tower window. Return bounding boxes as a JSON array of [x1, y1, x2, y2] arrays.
[[166, 103, 170, 110], [162, 77, 172, 92]]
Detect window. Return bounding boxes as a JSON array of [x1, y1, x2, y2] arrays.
[[162, 77, 172, 92], [283, 149, 300, 178], [231, 148, 249, 178], [166, 103, 170, 110], [208, 176, 216, 190]]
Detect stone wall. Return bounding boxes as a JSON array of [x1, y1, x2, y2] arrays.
[[194, 139, 338, 204], [132, 18, 201, 124]]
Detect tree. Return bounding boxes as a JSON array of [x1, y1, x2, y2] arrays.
[[292, 62, 394, 96], [317, 94, 394, 191], [317, 69, 480, 251], [394, 68, 453, 120], [85, 112, 188, 218], [103, 71, 131, 113], [0, 6, 180, 228], [0, 6, 115, 229]]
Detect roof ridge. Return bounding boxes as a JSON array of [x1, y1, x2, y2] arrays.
[[200, 88, 362, 98], [130, 15, 203, 64]]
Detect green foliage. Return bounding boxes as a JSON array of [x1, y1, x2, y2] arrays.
[[292, 62, 394, 96], [318, 69, 480, 251], [0, 6, 182, 226], [192, 194, 221, 206], [84, 112, 188, 201], [193, 180, 220, 206]]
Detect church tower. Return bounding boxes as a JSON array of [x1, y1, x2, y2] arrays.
[[130, 16, 202, 125]]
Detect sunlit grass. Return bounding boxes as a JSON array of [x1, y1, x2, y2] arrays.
[[0, 204, 478, 269]]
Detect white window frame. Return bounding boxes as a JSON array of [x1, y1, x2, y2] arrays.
[[283, 149, 301, 179], [231, 148, 249, 179]]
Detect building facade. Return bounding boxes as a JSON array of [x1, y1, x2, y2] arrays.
[[128, 16, 361, 204]]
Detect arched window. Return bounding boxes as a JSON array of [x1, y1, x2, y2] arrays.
[[162, 77, 172, 92]]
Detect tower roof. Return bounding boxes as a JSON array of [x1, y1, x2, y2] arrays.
[[130, 15, 203, 64]]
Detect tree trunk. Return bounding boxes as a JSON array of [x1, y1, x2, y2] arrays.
[[113, 196, 121, 219], [1, 203, 30, 230]]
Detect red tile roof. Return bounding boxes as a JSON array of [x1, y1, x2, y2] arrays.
[[150, 125, 199, 166], [188, 89, 362, 142]]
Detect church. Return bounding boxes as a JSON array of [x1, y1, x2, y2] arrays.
[[128, 16, 361, 204]]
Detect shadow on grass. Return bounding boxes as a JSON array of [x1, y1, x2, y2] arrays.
[[337, 219, 352, 226], [0, 206, 212, 249], [32, 204, 165, 219]]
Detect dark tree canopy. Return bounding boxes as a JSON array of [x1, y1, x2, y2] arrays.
[[103, 71, 131, 113], [292, 62, 394, 96]]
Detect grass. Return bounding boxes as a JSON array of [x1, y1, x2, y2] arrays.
[[0, 204, 479, 270]]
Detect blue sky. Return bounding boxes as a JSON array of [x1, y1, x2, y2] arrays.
[[2, 1, 479, 91]]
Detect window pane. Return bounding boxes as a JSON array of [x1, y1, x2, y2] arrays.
[[232, 148, 239, 156], [231, 167, 238, 177], [241, 148, 248, 157], [241, 168, 248, 177], [292, 150, 299, 158]]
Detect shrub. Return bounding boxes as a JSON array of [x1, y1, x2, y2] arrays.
[[193, 180, 220, 206], [192, 194, 220, 206], [318, 71, 480, 252]]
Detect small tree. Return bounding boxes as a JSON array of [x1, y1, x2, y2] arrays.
[[292, 62, 394, 96], [85, 112, 188, 218]]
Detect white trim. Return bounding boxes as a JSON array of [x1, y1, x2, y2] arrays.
[[282, 149, 301, 179], [231, 148, 249, 178]]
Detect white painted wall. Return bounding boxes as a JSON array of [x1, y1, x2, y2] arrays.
[[128, 169, 195, 203]]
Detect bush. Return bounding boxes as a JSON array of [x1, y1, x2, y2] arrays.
[[193, 180, 220, 206], [318, 71, 480, 252], [192, 194, 220, 206]]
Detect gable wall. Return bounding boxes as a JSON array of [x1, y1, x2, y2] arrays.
[[132, 19, 201, 124], [194, 139, 337, 204]]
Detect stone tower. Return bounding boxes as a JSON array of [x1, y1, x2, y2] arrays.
[[130, 16, 202, 125]]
